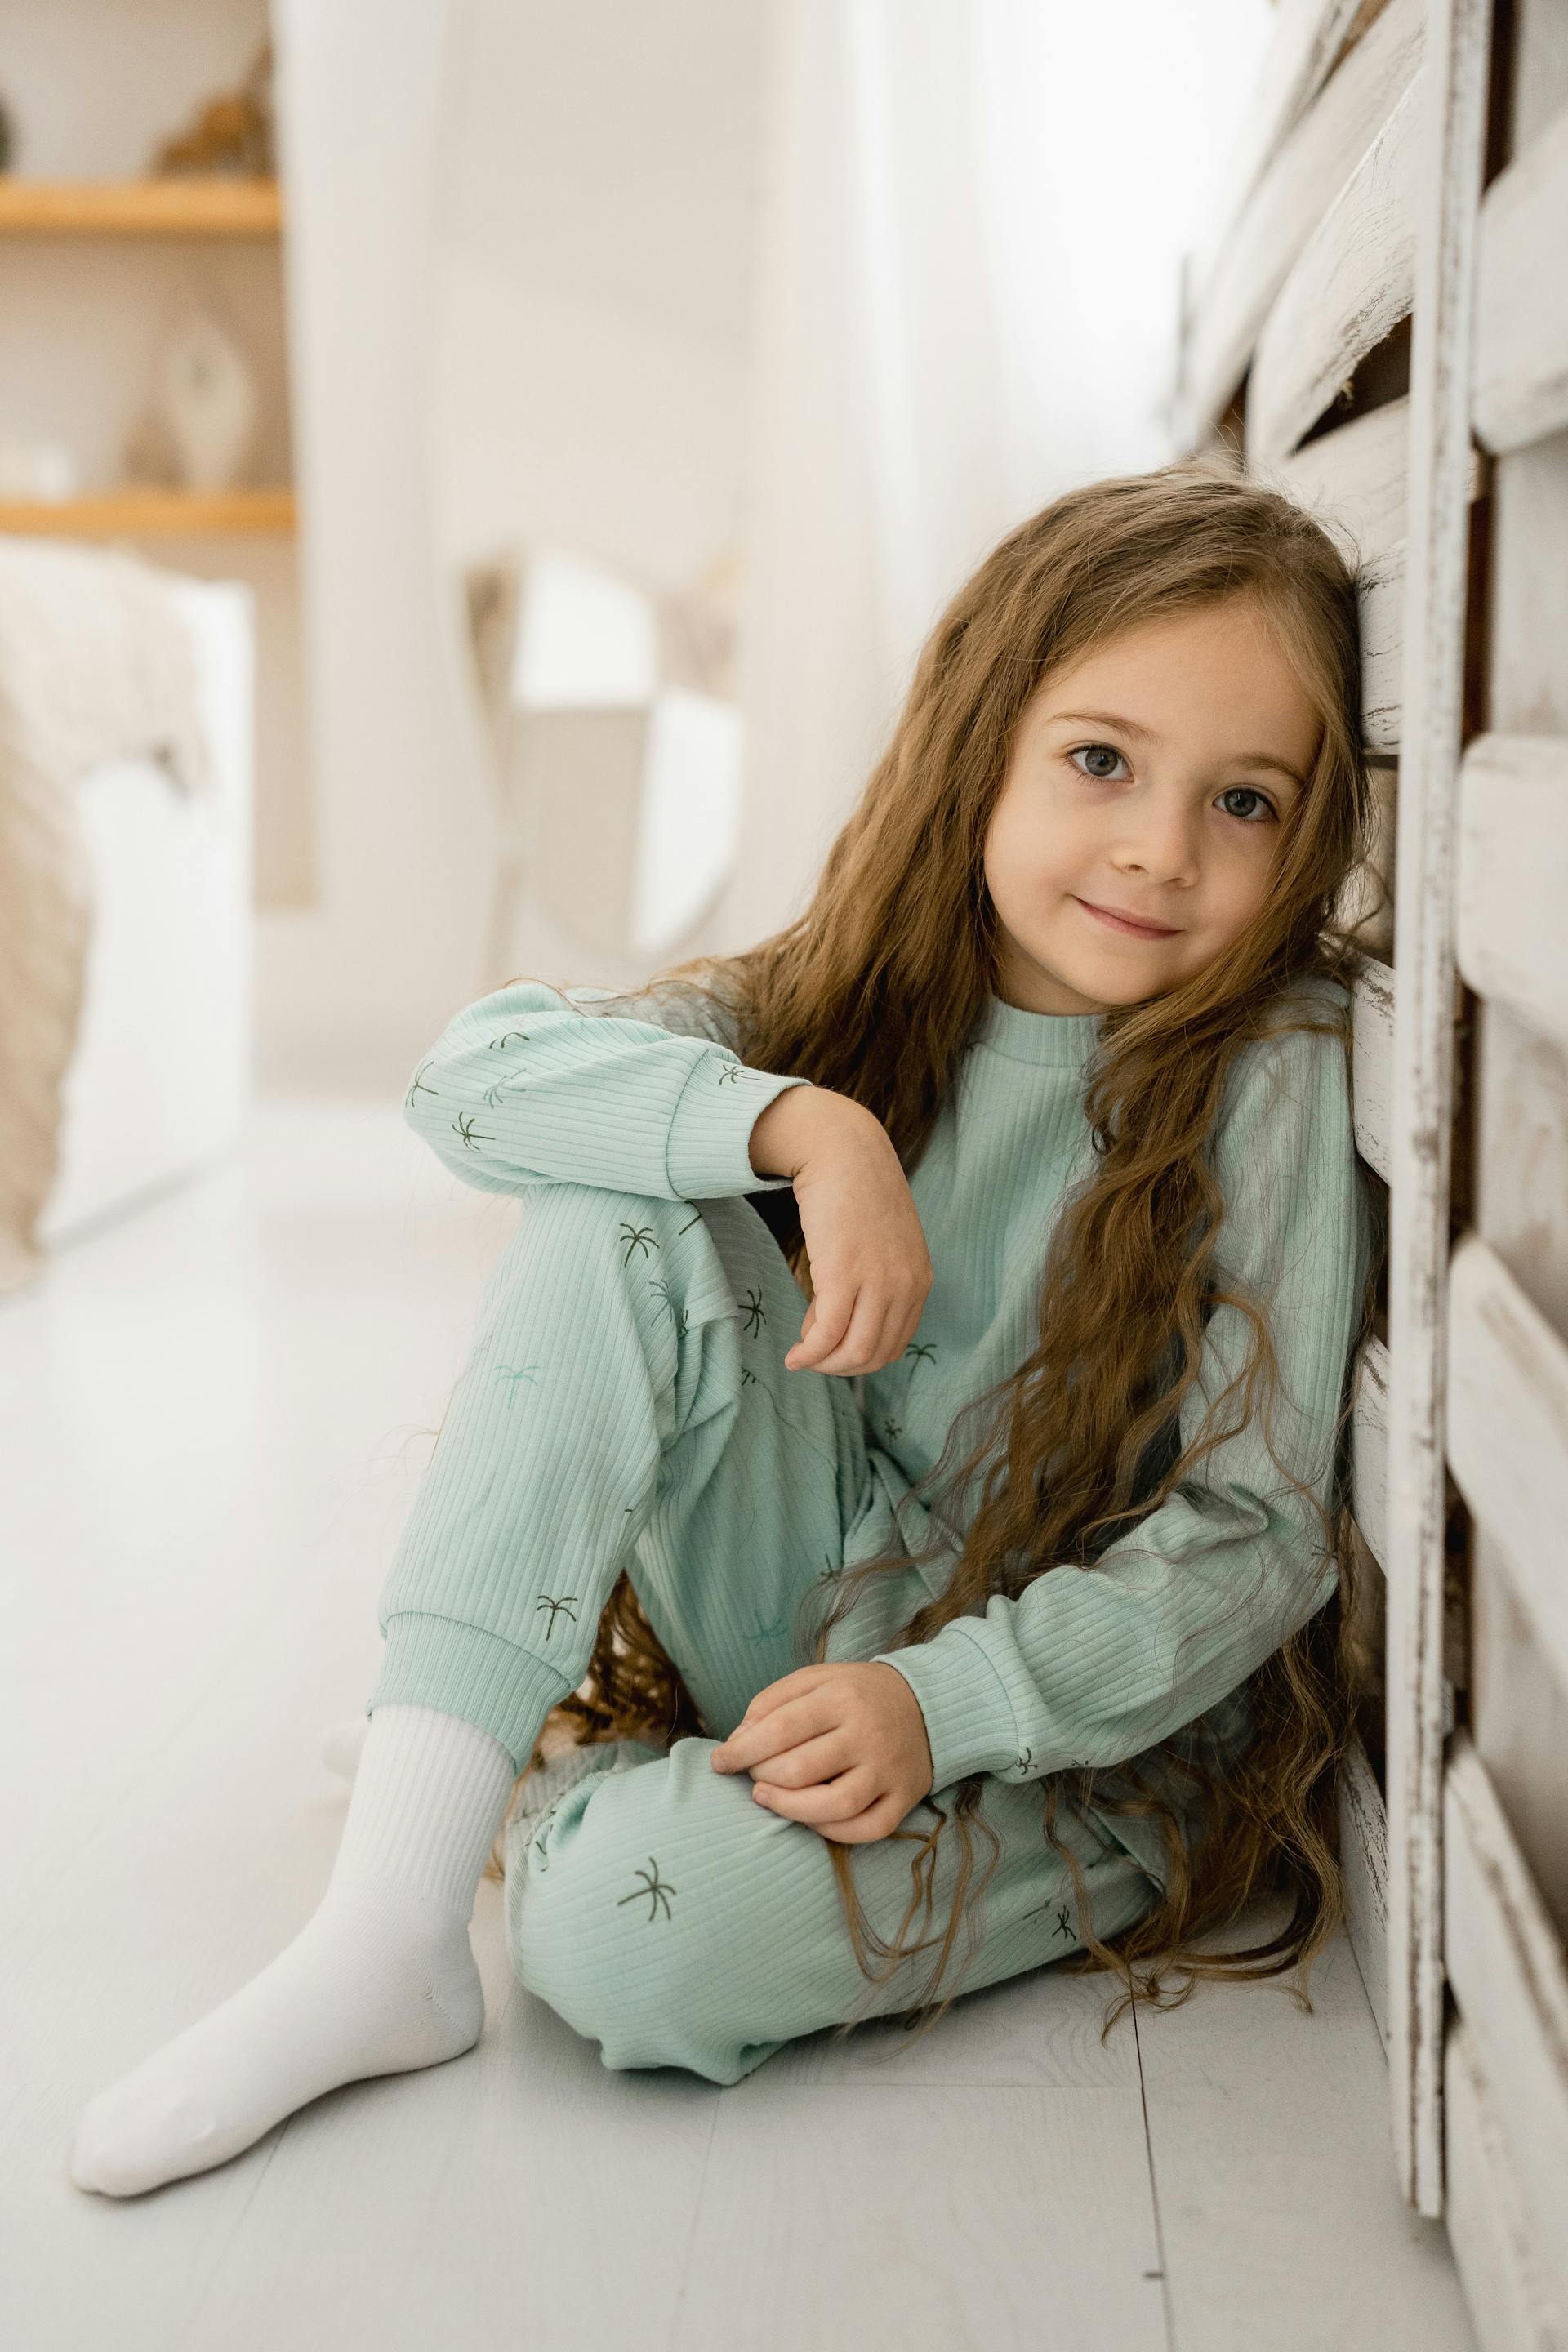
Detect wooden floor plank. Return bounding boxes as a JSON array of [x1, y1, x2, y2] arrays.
[[1134, 1911, 1477, 2350]]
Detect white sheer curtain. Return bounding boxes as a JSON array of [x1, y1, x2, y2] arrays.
[[717, 0, 1272, 952]]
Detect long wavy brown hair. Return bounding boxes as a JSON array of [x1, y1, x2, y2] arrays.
[[475, 456, 1386, 2051]]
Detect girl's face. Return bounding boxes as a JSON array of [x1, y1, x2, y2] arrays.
[[981, 595, 1321, 1016]]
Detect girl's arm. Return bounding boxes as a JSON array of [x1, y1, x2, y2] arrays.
[[869, 1016, 1376, 1791], [401, 977, 813, 1200]]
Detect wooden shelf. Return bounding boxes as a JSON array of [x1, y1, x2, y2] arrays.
[[0, 488, 296, 538], [0, 177, 282, 237]]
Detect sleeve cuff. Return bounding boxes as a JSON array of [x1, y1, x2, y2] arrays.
[[870, 1628, 1024, 1790], [665, 1059, 814, 1198]]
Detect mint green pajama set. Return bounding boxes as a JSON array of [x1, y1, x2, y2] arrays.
[[367, 972, 1372, 2084]]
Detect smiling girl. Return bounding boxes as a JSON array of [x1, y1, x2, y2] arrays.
[[73, 459, 1380, 2195]]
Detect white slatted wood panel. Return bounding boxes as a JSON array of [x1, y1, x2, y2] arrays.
[[1248, 69, 1425, 471], [1179, 0, 1427, 441], [1472, 103, 1568, 456], [1445, 1236, 1568, 1701], [1383, 0, 1494, 2216], [1351, 957, 1395, 1183], [1445, 2021, 1568, 2352], [1455, 734, 1568, 1045], [1445, 1739, 1568, 2323]]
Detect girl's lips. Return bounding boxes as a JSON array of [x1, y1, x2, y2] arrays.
[[1074, 896, 1180, 939]]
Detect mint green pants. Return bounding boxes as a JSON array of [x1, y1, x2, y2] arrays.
[[368, 1179, 1160, 2083]]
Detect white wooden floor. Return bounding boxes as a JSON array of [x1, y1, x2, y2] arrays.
[[1, 1100, 1478, 2352]]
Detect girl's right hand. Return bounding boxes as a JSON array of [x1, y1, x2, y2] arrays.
[[747, 1086, 934, 1376]]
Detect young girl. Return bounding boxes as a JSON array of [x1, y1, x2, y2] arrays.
[[72, 457, 1379, 2197]]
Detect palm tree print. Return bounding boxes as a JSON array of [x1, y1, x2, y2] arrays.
[[882, 1416, 902, 1442], [482, 1078, 522, 1108], [618, 1222, 660, 1265], [904, 1341, 936, 1371], [739, 1366, 757, 1387], [1013, 1747, 1036, 1775], [617, 1856, 677, 1922], [493, 1362, 544, 1397], [488, 1030, 532, 1049], [452, 1112, 495, 1151], [743, 1606, 790, 1645], [739, 1285, 766, 1335], [650, 1279, 689, 1339], [405, 1059, 438, 1108], [535, 1593, 578, 1638], [715, 1062, 742, 1086], [1052, 1904, 1074, 1942]]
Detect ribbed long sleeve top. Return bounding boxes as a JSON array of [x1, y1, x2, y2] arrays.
[[402, 971, 1373, 1833]]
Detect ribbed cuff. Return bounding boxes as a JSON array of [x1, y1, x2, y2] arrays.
[[368, 1612, 574, 1771], [665, 1061, 813, 1198], [871, 1628, 1025, 1790]]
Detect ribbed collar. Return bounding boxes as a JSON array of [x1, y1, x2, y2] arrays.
[[970, 992, 1105, 1067]]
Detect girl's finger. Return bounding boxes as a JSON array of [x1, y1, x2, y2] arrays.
[[805, 1285, 889, 1373], [786, 1286, 854, 1367], [751, 1765, 878, 1824], [742, 1727, 853, 1790], [710, 1688, 835, 1771]]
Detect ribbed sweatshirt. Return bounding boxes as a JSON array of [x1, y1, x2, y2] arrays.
[[400, 971, 1374, 1820]]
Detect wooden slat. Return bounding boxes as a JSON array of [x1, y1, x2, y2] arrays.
[[1473, 103, 1568, 455], [1351, 954, 1394, 1181], [1187, 0, 1394, 329], [1352, 1331, 1392, 1567], [1361, 539, 1406, 749], [1383, 0, 1493, 2219], [1273, 393, 1482, 564], [1445, 2021, 1568, 2352], [1456, 734, 1568, 1046], [1445, 1737, 1568, 2313], [1341, 1727, 1392, 2051], [1248, 68, 1423, 470], [1445, 1233, 1568, 1701], [1276, 398, 1413, 564], [1179, 0, 1425, 443]]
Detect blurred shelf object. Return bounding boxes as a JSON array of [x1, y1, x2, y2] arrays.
[[0, 176, 281, 238], [0, 488, 295, 538]]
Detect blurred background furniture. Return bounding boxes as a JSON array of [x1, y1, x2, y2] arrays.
[[465, 545, 744, 979], [35, 570, 254, 1254]]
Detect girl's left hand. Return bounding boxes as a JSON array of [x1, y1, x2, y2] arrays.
[[709, 1662, 934, 1843]]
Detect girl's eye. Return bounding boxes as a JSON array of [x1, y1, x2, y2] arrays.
[[1069, 743, 1128, 782], [1218, 786, 1277, 824]]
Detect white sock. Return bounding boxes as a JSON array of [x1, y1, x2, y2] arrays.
[[69, 1704, 518, 2198]]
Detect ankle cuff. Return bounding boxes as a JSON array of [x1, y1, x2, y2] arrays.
[[369, 1613, 574, 1770]]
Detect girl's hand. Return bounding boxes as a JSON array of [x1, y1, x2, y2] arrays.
[[746, 1088, 934, 1376], [708, 1662, 935, 1842]]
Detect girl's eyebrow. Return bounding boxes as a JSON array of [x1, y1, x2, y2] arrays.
[[1045, 709, 1307, 790]]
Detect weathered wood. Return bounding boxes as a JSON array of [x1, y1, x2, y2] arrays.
[[1445, 1737, 1568, 2316], [1352, 1331, 1392, 1567], [1341, 1727, 1392, 2051], [1248, 69, 1424, 470], [1473, 103, 1568, 454], [1361, 538, 1407, 748], [1444, 2020, 1568, 2352], [1383, 0, 1494, 2219], [1188, 0, 1396, 341], [1352, 955, 1395, 1183], [1445, 1233, 1568, 1702], [1180, 0, 1426, 443], [1455, 735, 1568, 1045], [1273, 394, 1481, 565]]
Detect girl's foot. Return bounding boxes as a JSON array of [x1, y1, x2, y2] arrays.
[[69, 1873, 484, 2197], [69, 1704, 518, 2198]]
